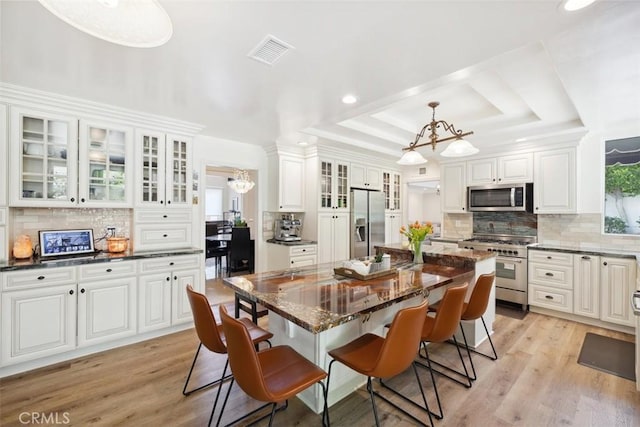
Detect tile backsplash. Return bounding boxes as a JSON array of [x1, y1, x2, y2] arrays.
[[473, 212, 538, 236], [10, 208, 132, 253], [538, 213, 639, 250]]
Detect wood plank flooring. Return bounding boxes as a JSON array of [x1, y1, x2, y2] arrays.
[[1, 300, 638, 426]]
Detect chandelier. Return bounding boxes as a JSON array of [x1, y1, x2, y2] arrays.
[[227, 169, 255, 194], [397, 101, 478, 165], [37, 0, 173, 48]]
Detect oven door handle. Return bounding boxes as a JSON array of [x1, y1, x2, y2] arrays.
[[632, 291, 640, 315], [496, 257, 523, 264]]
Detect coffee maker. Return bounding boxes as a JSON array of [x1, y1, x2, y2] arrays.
[[275, 215, 302, 241]]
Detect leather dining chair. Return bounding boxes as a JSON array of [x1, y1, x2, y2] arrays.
[[416, 282, 470, 420], [216, 305, 329, 427], [428, 273, 497, 381], [327, 300, 433, 427], [183, 285, 273, 426]]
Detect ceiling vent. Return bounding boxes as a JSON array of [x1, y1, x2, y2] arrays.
[[247, 35, 294, 66]]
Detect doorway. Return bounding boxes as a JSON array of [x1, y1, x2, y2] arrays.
[[406, 179, 442, 234]]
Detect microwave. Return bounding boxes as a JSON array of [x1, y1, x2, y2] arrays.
[[468, 183, 534, 212]]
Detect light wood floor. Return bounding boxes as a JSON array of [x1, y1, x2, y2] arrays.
[[1, 288, 638, 426]]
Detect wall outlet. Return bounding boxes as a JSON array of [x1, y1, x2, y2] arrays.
[[106, 227, 116, 237]]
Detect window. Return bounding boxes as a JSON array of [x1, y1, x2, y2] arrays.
[[205, 188, 223, 220], [604, 136, 640, 235]]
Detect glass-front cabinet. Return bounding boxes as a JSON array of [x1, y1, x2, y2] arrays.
[[78, 120, 133, 207], [10, 107, 78, 206], [320, 159, 349, 210], [136, 130, 192, 208], [383, 170, 401, 211]]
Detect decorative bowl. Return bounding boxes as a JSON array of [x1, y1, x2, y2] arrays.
[[106, 237, 129, 253]]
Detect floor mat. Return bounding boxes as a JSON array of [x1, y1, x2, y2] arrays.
[[577, 332, 636, 381]]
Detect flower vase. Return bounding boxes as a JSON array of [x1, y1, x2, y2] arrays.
[[412, 239, 424, 264]]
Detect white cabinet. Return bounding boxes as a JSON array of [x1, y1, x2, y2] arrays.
[[384, 213, 402, 245], [317, 213, 350, 264], [467, 153, 533, 186], [350, 163, 382, 190], [77, 261, 137, 347], [319, 159, 349, 211], [441, 162, 467, 213], [1, 277, 77, 366], [133, 208, 193, 251], [9, 106, 79, 206], [267, 152, 305, 212], [533, 148, 576, 214], [573, 254, 600, 319], [78, 119, 133, 207], [135, 129, 192, 208], [0, 208, 6, 262], [267, 244, 317, 271], [383, 171, 401, 211], [0, 103, 7, 206], [138, 254, 200, 333], [600, 257, 636, 327], [528, 250, 574, 313]]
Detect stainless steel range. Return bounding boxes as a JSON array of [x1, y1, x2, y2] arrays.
[[459, 234, 536, 310]]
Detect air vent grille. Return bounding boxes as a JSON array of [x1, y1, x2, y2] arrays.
[[247, 35, 293, 66]]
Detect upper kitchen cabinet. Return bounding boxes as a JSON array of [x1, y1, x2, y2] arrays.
[[350, 163, 382, 190], [268, 151, 305, 212], [533, 147, 576, 214], [441, 162, 467, 213], [319, 158, 349, 211], [0, 104, 7, 207], [78, 119, 133, 207], [135, 130, 192, 208], [382, 171, 401, 212], [467, 153, 533, 186], [9, 106, 79, 207]]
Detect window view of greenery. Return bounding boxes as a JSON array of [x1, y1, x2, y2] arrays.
[[604, 136, 640, 235]]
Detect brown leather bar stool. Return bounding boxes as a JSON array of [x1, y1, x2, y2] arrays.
[[417, 282, 470, 420], [183, 285, 273, 426], [217, 305, 329, 427], [327, 300, 433, 427], [428, 273, 497, 381]]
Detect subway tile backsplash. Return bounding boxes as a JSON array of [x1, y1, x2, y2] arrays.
[[10, 208, 132, 252], [473, 212, 537, 236]]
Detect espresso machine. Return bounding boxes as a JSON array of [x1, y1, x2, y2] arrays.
[[275, 215, 302, 241]]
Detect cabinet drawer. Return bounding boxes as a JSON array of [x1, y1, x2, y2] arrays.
[[134, 223, 192, 251], [134, 208, 192, 223], [290, 255, 317, 268], [528, 263, 573, 289], [529, 285, 573, 313], [78, 260, 137, 280], [528, 250, 573, 266], [139, 254, 200, 273], [290, 245, 317, 256], [2, 266, 77, 291]]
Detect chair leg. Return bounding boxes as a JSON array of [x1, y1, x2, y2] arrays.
[[234, 294, 240, 318], [183, 344, 232, 396], [267, 402, 277, 427], [366, 377, 381, 426], [318, 380, 330, 427], [417, 337, 473, 389], [481, 316, 499, 360], [459, 321, 477, 381], [208, 360, 229, 426], [418, 342, 443, 420]]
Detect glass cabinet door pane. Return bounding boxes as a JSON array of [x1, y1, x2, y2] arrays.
[[142, 135, 161, 202], [169, 139, 188, 204], [86, 126, 127, 202], [337, 163, 348, 209], [320, 161, 332, 208]]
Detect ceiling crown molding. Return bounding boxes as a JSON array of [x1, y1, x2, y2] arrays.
[[0, 83, 205, 136]]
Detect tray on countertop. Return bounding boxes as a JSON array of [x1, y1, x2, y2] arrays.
[[334, 267, 397, 281]]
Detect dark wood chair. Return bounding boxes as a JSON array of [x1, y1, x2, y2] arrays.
[[228, 227, 252, 274], [205, 223, 229, 277]]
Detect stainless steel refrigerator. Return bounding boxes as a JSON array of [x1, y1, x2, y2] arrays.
[[350, 189, 385, 259]]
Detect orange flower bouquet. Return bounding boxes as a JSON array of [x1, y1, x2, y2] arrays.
[[400, 221, 433, 264]]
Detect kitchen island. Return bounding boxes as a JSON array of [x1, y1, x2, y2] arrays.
[[223, 247, 495, 413]]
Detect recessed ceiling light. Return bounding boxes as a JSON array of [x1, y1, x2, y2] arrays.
[[342, 94, 358, 104], [563, 0, 597, 11], [516, 137, 528, 142], [297, 141, 308, 146]]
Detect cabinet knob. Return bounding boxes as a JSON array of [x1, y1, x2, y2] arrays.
[[167, 200, 171, 205], [545, 272, 554, 277], [81, 198, 85, 203], [603, 262, 607, 266], [545, 295, 553, 300], [547, 256, 552, 259], [106, 268, 112, 273], [169, 262, 174, 266], [37, 275, 45, 280], [160, 200, 164, 204], [174, 276, 177, 280], [80, 288, 85, 294], [581, 256, 591, 260], [70, 197, 75, 202], [536, 207, 539, 210], [166, 277, 171, 281], [69, 290, 74, 295], [163, 215, 168, 218], [462, 207, 465, 210], [302, 249, 306, 252], [291, 261, 294, 264], [163, 234, 168, 237]]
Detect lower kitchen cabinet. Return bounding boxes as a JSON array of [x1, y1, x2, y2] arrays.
[[77, 277, 137, 347], [384, 212, 402, 245], [1, 284, 76, 365], [138, 254, 200, 333], [573, 254, 600, 319], [600, 257, 636, 327], [266, 243, 317, 271]]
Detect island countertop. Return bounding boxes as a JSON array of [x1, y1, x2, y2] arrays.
[[223, 261, 474, 334]]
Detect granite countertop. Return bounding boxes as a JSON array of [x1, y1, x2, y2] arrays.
[[528, 244, 638, 260], [0, 248, 203, 272], [266, 239, 317, 246], [223, 261, 474, 334], [377, 243, 495, 265]]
